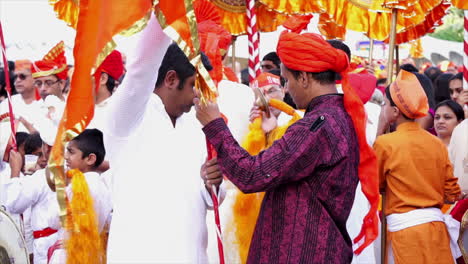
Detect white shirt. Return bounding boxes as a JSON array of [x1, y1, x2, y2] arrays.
[[4, 168, 59, 264], [88, 97, 112, 132], [0, 94, 41, 132], [449, 120, 468, 191], [105, 15, 223, 263]]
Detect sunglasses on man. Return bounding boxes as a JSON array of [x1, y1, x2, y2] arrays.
[[14, 73, 30, 81]]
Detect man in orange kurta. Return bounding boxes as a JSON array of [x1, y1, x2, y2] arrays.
[[374, 70, 461, 264]]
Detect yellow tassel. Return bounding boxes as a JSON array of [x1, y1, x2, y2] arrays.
[[65, 169, 104, 264]]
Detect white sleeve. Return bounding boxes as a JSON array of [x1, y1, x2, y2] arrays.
[[23, 207, 35, 253], [201, 180, 227, 210], [106, 14, 172, 139], [4, 173, 44, 214]]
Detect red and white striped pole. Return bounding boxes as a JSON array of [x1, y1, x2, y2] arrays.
[[463, 11, 468, 92], [246, 0, 261, 84]]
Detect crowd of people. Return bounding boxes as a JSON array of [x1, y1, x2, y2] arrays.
[[0, 2, 468, 264]]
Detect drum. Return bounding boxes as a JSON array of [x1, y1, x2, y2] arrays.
[[0, 208, 29, 264]]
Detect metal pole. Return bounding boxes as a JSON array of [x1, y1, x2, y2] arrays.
[[386, 9, 398, 86], [395, 45, 400, 74], [369, 39, 375, 65], [231, 37, 236, 74]]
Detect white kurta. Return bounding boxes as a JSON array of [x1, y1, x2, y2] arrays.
[[48, 171, 113, 264], [105, 15, 222, 263], [449, 119, 468, 191], [4, 168, 59, 264], [0, 94, 41, 132]]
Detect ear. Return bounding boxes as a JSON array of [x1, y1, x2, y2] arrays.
[[85, 153, 97, 167], [299, 71, 309, 88], [100, 72, 109, 86], [164, 70, 180, 90]]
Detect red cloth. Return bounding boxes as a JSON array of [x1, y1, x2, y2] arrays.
[[31, 41, 68, 80], [277, 23, 379, 255], [33, 227, 58, 239], [348, 73, 377, 104], [451, 199, 468, 222], [96, 50, 124, 80], [47, 239, 62, 264]]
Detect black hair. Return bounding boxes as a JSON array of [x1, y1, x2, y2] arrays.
[[71, 129, 105, 169], [240, 68, 249, 86], [435, 100, 465, 122], [449, 72, 463, 83], [385, 85, 412, 120], [262, 52, 281, 68], [377, 78, 387, 86], [424, 66, 442, 83], [15, 132, 29, 149], [24, 132, 43, 155], [104, 73, 116, 94], [268, 68, 297, 109], [155, 43, 212, 90], [326, 40, 351, 62], [433, 73, 454, 104], [414, 72, 435, 109], [399, 63, 418, 73], [287, 66, 337, 85]]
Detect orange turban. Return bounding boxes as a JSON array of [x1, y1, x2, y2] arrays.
[[389, 70, 429, 119], [277, 18, 379, 255], [252, 72, 281, 89], [15, 60, 32, 71], [31, 41, 68, 80]]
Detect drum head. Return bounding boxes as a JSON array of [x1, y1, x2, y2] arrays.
[[0, 209, 29, 264]]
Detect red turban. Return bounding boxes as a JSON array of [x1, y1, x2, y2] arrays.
[[277, 22, 379, 255], [31, 41, 68, 80], [349, 73, 377, 104], [95, 50, 124, 80]]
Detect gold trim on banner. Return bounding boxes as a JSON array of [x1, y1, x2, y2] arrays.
[[119, 11, 151, 37], [212, 0, 245, 13], [184, 0, 200, 56], [94, 40, 117, 75]]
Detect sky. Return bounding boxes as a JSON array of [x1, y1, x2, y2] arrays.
[[0, 1, 464, 65]]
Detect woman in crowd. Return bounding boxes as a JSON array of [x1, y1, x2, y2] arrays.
[[434, 100, 465, 146]]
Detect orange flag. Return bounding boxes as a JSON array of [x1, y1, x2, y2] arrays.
[[49, 0, 152, 225]]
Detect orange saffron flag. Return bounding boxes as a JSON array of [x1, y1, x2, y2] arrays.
[[49, 0, 153, 225]]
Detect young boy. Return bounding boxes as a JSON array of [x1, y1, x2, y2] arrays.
[[374, 70, 461, 263], [48, 128, 112, 263]]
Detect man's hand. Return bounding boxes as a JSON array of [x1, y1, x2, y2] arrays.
[[201, 158, 223, 191], [9, 150, 23, 178], [194, 97, 221, 126], [249, 105, 278, 133]]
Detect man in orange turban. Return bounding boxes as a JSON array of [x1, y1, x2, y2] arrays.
[[374, 69, 462, 263], [194, 16, 378, 263]]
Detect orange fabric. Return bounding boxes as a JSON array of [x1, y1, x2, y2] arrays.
[[14, 60, 31, 71], [223, 67, 239, 83], [388, 222, 453, 264], [194, 0, 221, 25], [277, 26, 379, 254], [451, 0, 468, 9], [252, 72, 281, 89], [389, 70, 428, 119], [49, 0, 152, 236], [158, 0, 194, 51], [374, 122, 460, 216], [31, 41, 68, 80]]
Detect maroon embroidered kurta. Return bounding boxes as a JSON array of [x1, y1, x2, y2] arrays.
[[203, 94, 359, 263]]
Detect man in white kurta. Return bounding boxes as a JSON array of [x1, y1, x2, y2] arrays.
[[105, 15, 224, 263]]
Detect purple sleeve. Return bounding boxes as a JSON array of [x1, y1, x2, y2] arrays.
[[203, 118, 335, 193]]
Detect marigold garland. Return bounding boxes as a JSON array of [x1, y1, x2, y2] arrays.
[[229, 98, 301, 263], [65, 169, 104, 264]]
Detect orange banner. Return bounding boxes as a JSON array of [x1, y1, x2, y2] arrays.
[[49, 0, 152, 225]]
